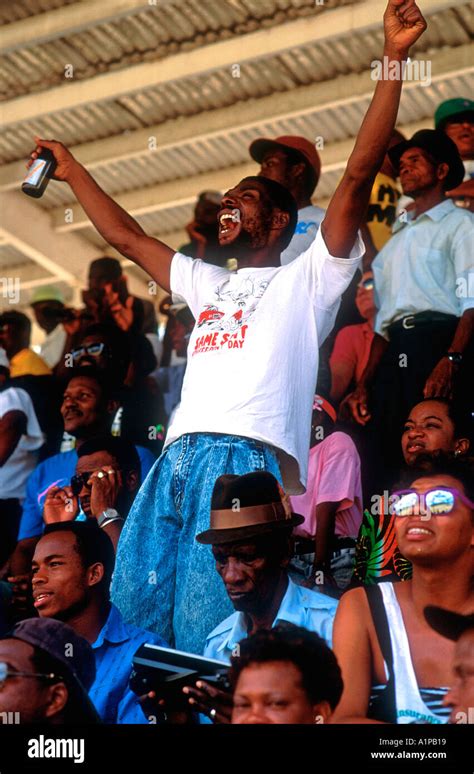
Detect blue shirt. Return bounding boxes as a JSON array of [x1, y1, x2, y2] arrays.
[[18, 446, 156, 540], [373, 199, 474, 339], [90, 604, 166, 724], [203, 577, 338, 662]]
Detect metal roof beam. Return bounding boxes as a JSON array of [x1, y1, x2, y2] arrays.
[[0, 191, 103, 285], [1, 0, 178, 54]]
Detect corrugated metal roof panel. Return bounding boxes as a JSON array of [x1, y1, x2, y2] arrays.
[[2, 7, 471, 165], [1, 4, 471, 101], [0, 0, 350, 99], [1, 1, 472, 278], [0, 0, 76, 25], [22, 68, 472, 217]]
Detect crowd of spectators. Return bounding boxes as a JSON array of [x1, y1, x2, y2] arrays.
[[0, 2, 473, 729]]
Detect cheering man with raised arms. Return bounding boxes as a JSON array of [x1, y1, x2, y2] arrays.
[[27, 0, 427, 653]]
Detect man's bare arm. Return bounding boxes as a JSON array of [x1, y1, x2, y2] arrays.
[[322, 0, 427, 257], [423, 308, 474, 398], [27, 138, 174, 293]]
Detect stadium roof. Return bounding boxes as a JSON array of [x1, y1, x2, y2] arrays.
[[0, 0, 472, 306]]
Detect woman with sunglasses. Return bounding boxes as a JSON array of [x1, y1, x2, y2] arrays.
[[353, 397, 471, 585], [332, 456, 474, 724]]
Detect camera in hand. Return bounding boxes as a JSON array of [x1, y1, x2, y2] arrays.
[[129, 643, 230, 699], [82, 279, 129, 310]]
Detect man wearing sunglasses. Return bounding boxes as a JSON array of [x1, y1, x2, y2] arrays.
[[64, 323, 166, 458], [9, 370, 155, 583], [0, 617, 100, 724], [332, 456, 474, 724], [42, 435, 141, 551], [70, 341, 106, 364], [8, 439, 138, 627]]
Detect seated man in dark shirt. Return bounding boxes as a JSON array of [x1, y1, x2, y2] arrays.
[[10, 373, 154, 578]]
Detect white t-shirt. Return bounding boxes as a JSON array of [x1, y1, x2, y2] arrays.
[[0, 387, 44, 500], [39, 324, 67, 369], [166, 228, 363, 493], [280, 204, 326, 265]]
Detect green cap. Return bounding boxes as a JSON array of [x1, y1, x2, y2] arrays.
[[30, 285, 65, 305], [434, 98, 474, 129]]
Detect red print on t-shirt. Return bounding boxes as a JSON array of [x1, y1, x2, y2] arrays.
[[192, 276, 268, 356]]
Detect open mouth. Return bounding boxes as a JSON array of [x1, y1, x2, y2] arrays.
[[33, 591, 54, 608], [405, 525, 433, 540], [218, 209, 242, 243], [406, 443, 425, 454], [227, 590, 247, 600], [64, 409, 82, 420]]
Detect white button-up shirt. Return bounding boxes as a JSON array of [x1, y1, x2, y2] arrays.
[[372, 199, 474, 340], [203, 577, 338, 663]]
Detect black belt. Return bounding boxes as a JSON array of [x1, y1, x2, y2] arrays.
[[388, 311, 458, 332]]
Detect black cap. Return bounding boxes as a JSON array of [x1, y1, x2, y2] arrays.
[[388, 129, 465, 191], [424, 606, 474, 642], [6, 617, 100, 722]]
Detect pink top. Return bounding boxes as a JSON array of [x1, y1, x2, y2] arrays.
[[330, 321, 374, 402], [291, 431, 363, 539]]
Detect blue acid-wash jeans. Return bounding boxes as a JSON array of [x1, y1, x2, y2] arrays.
[[111, 433, 282, 654]]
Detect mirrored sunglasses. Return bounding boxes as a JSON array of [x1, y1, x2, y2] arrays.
[[390, 487, 474, 518], [71, 343, 105, 361]]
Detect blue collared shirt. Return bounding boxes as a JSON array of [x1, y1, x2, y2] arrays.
[[372, 199, 474, 339], [203, 577, 338, 663], [89, 604, 166, 724]]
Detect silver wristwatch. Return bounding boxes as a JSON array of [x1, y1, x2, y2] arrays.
[[97, 508, 120, 527]]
